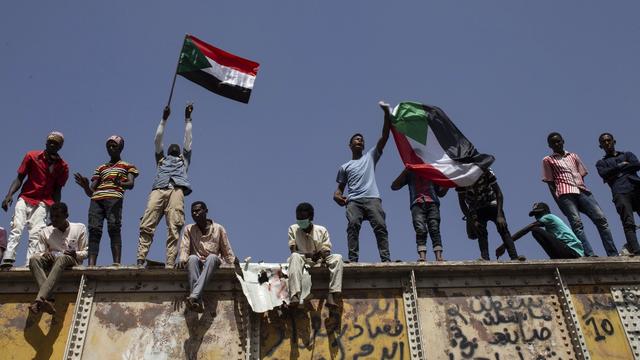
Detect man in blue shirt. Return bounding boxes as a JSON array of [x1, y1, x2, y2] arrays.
[[334, 101, 392, 262], [596, 133, 640, 255], [497, 202, 584, 259]]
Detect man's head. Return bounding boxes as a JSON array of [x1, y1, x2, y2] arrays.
[[547, 132, 564, 153], [191, 201, 208, 223], [295, 202, 314, 230], [106, 135, 124, 158], [50, 202, 69, 229], [528, 202, 551, 218], [45, 131, 64, 155], [349, 133, 365, 153], [598, 132, 616, 155], [167, 144, 181, 157]]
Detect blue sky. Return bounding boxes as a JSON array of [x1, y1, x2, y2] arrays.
[[1, 1, 639, 265]]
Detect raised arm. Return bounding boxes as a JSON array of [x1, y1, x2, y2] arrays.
[[74, 173, 98, 198], [376, 101, 393, 154], [155, 106, 171, 163], [391, 169, 409, 191], [183, 104, 193, 167]]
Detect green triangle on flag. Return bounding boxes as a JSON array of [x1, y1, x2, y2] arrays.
[[177, 38, 212, 74], [392, 102, 429, 145]]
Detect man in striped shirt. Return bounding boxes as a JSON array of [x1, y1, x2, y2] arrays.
[[542, 132, 618, 256], [74, 135, 138, 265]]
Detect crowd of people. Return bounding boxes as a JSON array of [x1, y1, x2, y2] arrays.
[[0, 102, 638, 315]]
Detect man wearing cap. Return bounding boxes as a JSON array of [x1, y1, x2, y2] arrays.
[[137, 104, 193, 268], [497, 202, 584, 259], [596, 133, 640, 256], [1, 131, 69, 268], [75, 135, 139, 266]]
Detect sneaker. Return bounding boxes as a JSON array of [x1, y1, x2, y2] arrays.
[[512, 255, 527, 261], [0, 259, 15, 270]]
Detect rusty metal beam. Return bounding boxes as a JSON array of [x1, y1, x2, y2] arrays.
[[64, 275, 95, 360], [555, 267, 590, 359]]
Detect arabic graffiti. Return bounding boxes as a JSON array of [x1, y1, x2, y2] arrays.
[[419, 287, 570, 360], [260, 291, 408, 359]]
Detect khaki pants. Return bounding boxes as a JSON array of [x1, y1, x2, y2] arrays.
[[137, 188, 185, 266], [29, 254, 77, 300], [288, 252, 343, 298]]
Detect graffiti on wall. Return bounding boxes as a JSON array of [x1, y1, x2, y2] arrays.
[[261, 290, 408, 359], [418, 287, 573, 360]]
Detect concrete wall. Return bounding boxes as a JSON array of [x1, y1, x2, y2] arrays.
[[2, 258, 640, 359]]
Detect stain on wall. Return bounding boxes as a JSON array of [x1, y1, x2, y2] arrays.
[[82, 291, 245, 360], [0, 293, 76, 360]]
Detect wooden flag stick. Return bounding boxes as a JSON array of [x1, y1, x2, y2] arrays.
[[166, 35, 188, 108]]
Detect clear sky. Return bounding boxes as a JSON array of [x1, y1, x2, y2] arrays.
[[1, 1, 639, 265]]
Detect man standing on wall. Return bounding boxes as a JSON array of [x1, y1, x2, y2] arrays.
[[75, 135, 138, 266], [542, 132, 618, 256], [1, 131, 69, 268], [596, 133, 640, 255], [334, 101, 392, 263]]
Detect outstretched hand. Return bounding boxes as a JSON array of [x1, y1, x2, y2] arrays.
[[185, 103, 194, 119], [162, 106, 171, 120]]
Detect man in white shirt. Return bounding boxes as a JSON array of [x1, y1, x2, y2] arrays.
[[288, 202, 343, 307], [28, 202, 87, 315]]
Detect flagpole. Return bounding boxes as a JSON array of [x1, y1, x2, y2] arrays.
[[166, 34, 187, 108]]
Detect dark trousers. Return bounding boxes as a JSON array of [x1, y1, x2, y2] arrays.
[[473, 205, 518, 260], [410, 202, 442, 252], [613, 189, 640, 254], [88, 198, 123, 256], [531, 227, 581, 259], [346, 198, 390, 262]]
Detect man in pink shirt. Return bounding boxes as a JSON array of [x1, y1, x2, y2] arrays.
[[1, 131, 69, 268], [542, 132, 617, 256]]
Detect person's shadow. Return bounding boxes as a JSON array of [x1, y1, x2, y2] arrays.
[[23, 301, 71, 360], [182, 297, 218, 360]]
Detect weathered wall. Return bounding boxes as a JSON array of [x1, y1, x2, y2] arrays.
[[2, 259, 640, 359]]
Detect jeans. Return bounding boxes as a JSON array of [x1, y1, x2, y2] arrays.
[[88, 198, 123, 257], [531, 227, 581, 259], [346, 198, 390, 262], [613, 190, 640, 254], [556, 191, 617, 256], [472, 205, 518, 260], [29, 254, 77, 300], [187, 254, 221, 300], [3, 198, 48, 264], [410, 202, 442, 252]]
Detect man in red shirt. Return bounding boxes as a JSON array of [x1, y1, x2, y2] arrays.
[[1, 131, 69, 268]]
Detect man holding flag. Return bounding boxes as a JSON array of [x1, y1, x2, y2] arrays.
[[334, 101, 392, 263]]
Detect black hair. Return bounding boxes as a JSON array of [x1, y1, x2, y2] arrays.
[[598, 132, 614, 142], [295, 202, 314, 219], [349, 133, 364, 145], [168, 144, 181, 156], [547, 132, 563, 144], [191, 201, 208, 210], [50, 202, 68, 216]]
